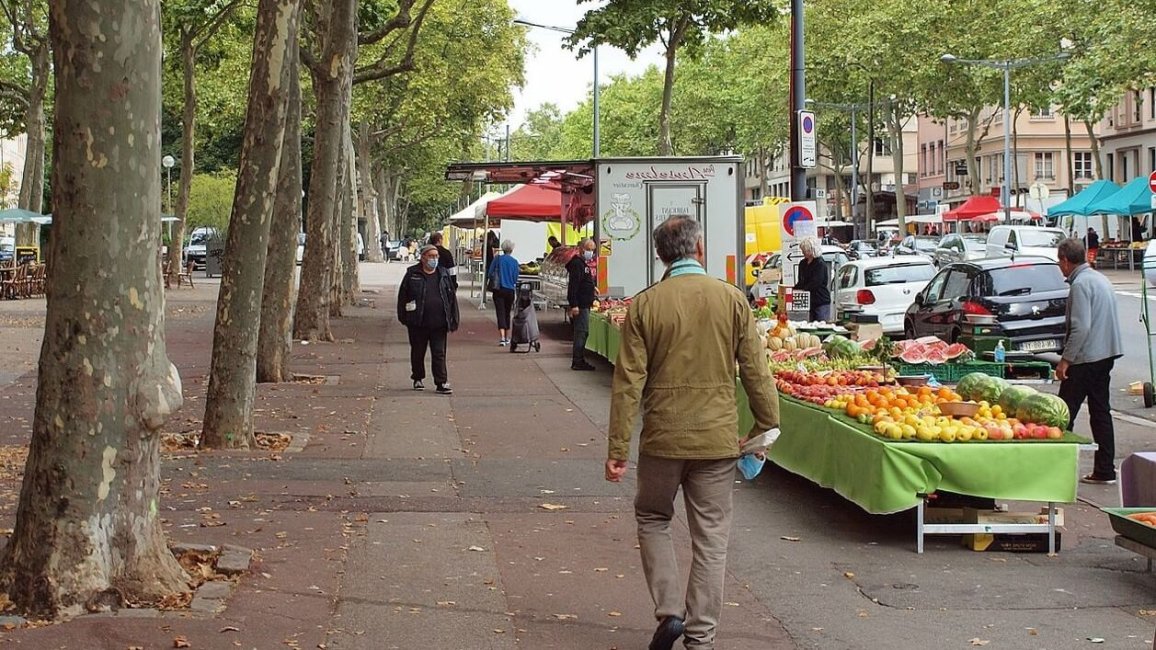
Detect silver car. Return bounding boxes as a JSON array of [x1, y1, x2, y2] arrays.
[[932, 233, 987, 267]]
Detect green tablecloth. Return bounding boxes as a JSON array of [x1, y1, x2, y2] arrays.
[[739, 387, 1079, 515], [586, 313, 619, 363], [587, 313, 1079, 515]]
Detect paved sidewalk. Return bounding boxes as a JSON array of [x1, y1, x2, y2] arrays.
[[0, 264, 1152, 648]]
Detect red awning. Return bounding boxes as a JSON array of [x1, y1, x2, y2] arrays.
[[486, 183, 561, 221], [942, 195, 1002, 222]]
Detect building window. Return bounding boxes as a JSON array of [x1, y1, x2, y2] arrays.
[[874, 138, 890, 156], [1150, 87, 1155, 120], [1034, 152, 1055, 181], [1074, 152, 1094, 180], [920, 144, 927, 176], [907, 173, 917, 185], [1136, 91, 1144, 123], [937, 140, 945, 174], [1107, 153, 1115, 181], [1032, 106, 1054, 118], [1150, 147, 1156, 175]]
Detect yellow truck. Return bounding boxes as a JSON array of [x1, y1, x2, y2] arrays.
[[744, 196, 788, 285]]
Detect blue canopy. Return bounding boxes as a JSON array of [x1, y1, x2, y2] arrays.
[[1084, 176, 1153, 216], [0, 208, 49, 224], [1047, 180, 1119, 217]]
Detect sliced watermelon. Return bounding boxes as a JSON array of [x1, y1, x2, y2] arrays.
[[860, 338, 877, 351], [899, 345, 927, 364], [914, 336, 942, 346], [943, 343, 969, 359], [924, 348, 948, 364]]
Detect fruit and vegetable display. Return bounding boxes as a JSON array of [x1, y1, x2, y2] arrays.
[[518, 261, 541, 275], [771, 363, 1075, 443], [595, 298, 631, 325]]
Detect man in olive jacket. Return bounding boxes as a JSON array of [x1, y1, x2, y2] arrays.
[[397, 245, 460, 394], [606, 216, 780, 650]]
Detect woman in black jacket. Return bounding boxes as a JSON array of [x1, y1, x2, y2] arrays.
[[793, 236, 831, 323], [397, 245, 460, 394]]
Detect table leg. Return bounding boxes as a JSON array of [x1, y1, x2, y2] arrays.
[[916, 498, 925, 554], [1048, 502, 1056, 554]]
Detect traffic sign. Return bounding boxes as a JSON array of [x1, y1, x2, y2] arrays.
[[942, 181, 960, 191], [1148, 171, 1156, 194], [798, 111, 817, 168], [780, 202, 816, 238], [1029, 182, 1050, 201]]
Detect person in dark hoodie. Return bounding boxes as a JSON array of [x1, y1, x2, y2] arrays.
[[397, 245, 460, 394]]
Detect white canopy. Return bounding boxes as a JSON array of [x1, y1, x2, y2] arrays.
[[447, 185, 526, 225], [873, 213, 942, 229]]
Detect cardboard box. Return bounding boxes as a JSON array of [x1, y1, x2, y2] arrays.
[[964, 532, 1062, 553]]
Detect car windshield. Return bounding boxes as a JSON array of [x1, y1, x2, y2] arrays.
[[865, 263, 935, 286], [962, 235, 986, 250], [986, 264, 1066, 296], [1018, 229, 1063, 248], [913, 237, 939, 252], [190, 232, 211, 245]]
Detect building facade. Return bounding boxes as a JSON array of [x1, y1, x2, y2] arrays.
[[1099, 88, 1156, 184], [932, 107, 1096, 213]]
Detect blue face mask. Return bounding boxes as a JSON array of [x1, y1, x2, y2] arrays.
[[582, 250, 594, 261], [424, 258, 438, 271]]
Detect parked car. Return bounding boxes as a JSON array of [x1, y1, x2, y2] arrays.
[[893, 234, 940, 258], [183, 227, 221, 270], [903, 257, 1068, 353], [985, 225, 1065, 262], [385, 239, 402, 261], [932, 233, 988, 267], [296, 232, 305, 265], [835, 257, 936, 334], [749, 244, 849, 303], [846, 240, 877, 260]]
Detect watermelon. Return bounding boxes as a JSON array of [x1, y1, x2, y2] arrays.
[[823, 335, 862, 359], [956, 372, 1009, 403], [943, 343, 970, 360], [1016, 393, 1071, 429], [924, 348, 948, 364], [997, 385, 1037, 414], [898, 344, 927, 364]]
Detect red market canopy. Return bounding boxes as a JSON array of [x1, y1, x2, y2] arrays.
[[942, 195, 1002, 222], [484, 181, 594, 226]]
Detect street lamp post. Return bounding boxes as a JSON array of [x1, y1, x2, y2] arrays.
[[513, 18, 600, 157], [940, 53, 1069, 222], [162, 154, 175, 252], [807, 100, 864, 238]]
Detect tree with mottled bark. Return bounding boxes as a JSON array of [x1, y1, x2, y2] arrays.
[[161, 0, 244, 285], [0, 0, 189, 618], [201, 0, 300, 449], [257, 38, 303, 384], [0, 0, 50, 246]]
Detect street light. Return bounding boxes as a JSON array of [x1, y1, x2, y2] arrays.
[[940, 52, 1070, 222], [162, 154, 176, 251], [807, 98, 869, 238], [513, 18, 600, 157]]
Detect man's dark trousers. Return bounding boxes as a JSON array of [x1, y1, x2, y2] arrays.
[[572, 307, 590, 365], [1059, 358, 1115, 478], [408, 327, 448, 386]]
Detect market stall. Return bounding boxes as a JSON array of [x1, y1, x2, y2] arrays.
[[587, 309, 1087, 552]]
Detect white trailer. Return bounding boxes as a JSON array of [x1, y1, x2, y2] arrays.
[[591, 156, 745, 298]]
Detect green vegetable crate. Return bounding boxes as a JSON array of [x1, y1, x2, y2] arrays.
[[895, 361, 1005, 383]]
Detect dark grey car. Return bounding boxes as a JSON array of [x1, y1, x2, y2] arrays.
[[932, 233, 987, 267]]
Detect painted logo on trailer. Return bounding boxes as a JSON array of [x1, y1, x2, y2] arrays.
[[781, 205, 814, 237], [602, 193, 641, 241]]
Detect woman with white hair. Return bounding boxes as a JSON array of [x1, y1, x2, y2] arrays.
[[487, 239, 521, 345], [793, 236, 832, 323]]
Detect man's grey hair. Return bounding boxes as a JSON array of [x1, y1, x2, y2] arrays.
[[579, 237, 596, 249], [653, 215, 701, 264], [1058, 238, 1086, 265], [798, 236, 822, 257], [501, 239, 515, 254]]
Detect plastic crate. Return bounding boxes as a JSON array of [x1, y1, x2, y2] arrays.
[[894, 361, 1005, 383]]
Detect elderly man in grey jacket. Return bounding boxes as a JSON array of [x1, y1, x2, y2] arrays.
[[1056, 238, 1123, 484]]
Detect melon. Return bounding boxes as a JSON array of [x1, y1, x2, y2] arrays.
[[768, 336, 783, 351], [1015, 393, 1071, 429], [997, 385, 1037, 414]]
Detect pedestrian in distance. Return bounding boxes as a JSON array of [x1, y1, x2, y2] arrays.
[[547, 235, 562, 252], [566, 238, 598, 371], [397, 245, 459, 395], [1056, 238, 1122, 484], [428, 231, 457, 289], [794, 236, 832, 323], [606, 215, 780, 650], [1085, 227, 1100, 268], [487, 239, 520, 346]]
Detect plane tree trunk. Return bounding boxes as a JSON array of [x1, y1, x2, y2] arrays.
[[0, 0, 188, 619], [201, 0, 299, 449]]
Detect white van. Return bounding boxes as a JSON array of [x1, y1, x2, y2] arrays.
[[985, 225, 1065, 262]]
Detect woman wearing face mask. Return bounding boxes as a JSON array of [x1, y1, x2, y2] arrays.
[[397, 245, 460, 394], [487, 239, 521, 345], [566, 238, 599, 370]]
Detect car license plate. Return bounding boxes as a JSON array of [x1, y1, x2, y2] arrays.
[[1018, 339, 1058, 352]]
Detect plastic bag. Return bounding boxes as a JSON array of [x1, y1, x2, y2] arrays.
[[737, 454, 765, 480]]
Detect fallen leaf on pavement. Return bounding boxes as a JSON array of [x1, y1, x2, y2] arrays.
[[780, 536, 801, 542], [968, 640, 989, 647], [539, 503, 568, 511], [219, 627, 240, 633], [467, 545, 486, 552], [552, 614, 577, 620], [608, 611, 621, 617], [173, 637, 191, 648], [1025, 628, 1038, 636], [843, 572, 855, 579]]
